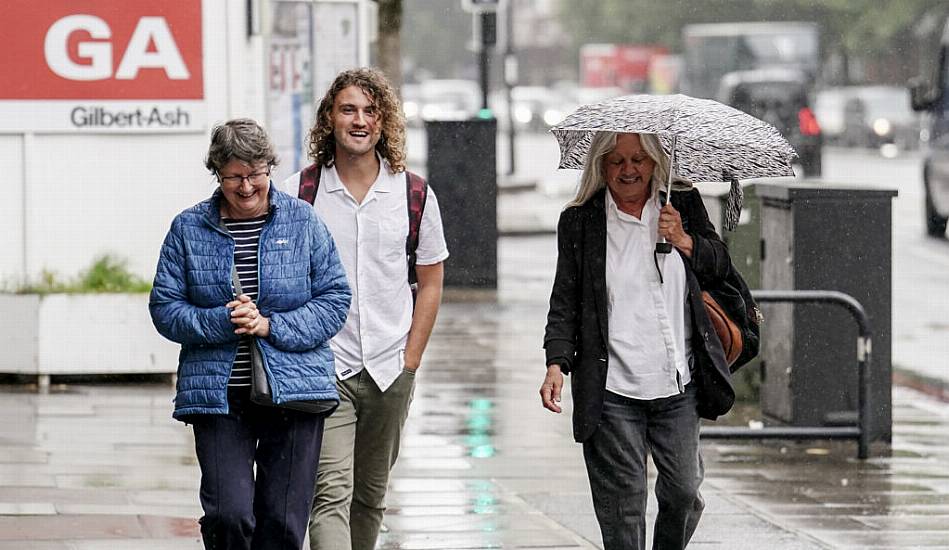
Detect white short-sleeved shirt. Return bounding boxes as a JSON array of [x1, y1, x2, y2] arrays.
[[281, 159, 449, 392], [604, 192, 692, 400]]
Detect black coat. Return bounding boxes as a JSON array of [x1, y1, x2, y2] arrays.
[[544, 188, 735, 443]]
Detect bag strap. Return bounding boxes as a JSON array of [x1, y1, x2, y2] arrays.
[[298, 163, 321, 205], [230, 263, 243, 296], [405, 170, 428, 287]]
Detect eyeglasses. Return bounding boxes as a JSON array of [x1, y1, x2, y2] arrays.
[[218, 169, 270, 185]]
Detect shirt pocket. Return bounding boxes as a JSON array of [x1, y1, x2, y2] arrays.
[[377, 217, 407, 262]]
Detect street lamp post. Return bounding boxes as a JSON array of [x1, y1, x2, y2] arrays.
[[502, 0, 515, 175], [462, 0, 498, 112]]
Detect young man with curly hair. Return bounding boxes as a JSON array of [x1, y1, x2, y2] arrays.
[[281, 67, 448, 550]]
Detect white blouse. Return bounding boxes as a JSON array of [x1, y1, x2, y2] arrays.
[[604, 192, 693, 400]]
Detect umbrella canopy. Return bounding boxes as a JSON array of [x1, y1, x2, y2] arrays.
[[550, 93, 798, 183]]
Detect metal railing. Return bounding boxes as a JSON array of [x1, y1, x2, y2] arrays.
[[700, 290, 873, 459]]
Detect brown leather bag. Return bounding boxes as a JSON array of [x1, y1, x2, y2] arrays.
[[702, 290, 743, 366]]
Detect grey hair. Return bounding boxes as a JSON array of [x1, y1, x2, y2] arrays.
[[205, 118, 279, 175], [567, 132, 672, 207]]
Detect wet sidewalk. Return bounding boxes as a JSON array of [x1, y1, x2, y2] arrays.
[[2, 235, 949, 548]]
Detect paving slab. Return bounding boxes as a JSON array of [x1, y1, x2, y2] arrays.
[[1, 235, 949, 548]]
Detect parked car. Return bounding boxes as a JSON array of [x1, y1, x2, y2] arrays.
[[839, 86, 920, 150], [402, 83, 423, 127], [717, 68, 823, 177], [490, 86, 576, 132], [513, 86, 572, 130], [403, 79, 481, 125], [575, 86, 625, 106], [910, 17, 949, 237], [814, 87, 849, 144]]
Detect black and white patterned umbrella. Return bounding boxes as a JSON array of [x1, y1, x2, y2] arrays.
[[551, 93, 797, 180], [551, 94, 798, 230]]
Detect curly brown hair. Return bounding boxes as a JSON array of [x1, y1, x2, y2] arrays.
[[307, 67, 406, 173]]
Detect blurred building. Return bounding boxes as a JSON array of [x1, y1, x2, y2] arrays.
[[509, 0, 572, 85], [0, 0, 373, 283]]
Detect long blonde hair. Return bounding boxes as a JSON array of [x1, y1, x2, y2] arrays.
[[568, 132, 671, 207]]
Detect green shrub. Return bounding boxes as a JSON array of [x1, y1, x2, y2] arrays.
[[11, 255, 151, 295], [75, 255, 152, 293], [13, 269, 68, 295]]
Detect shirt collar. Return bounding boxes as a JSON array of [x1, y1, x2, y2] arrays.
[[605, 190, 660, 225], [323, 154, 393, 193]]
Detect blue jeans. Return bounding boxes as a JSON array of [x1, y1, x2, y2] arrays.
[[191, 389, 326, 550], [582, 385, 704, 550]]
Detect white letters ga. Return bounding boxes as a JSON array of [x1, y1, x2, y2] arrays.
[[44, 15, 190, 81]]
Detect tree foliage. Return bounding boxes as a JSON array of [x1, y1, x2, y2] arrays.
[[555, 0, 949, 83], [375, 0, 403, 90], [400, 0, 474, 81]]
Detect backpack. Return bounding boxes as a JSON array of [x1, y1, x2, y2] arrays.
[[298, 163, 428, 294]]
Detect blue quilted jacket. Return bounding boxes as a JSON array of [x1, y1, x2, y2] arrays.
[[149, 185, 351, 420]]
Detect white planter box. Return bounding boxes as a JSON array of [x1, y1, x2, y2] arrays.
[[0, 293, 178, 382]]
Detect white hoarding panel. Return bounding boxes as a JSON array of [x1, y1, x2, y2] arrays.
[[268, 1, 314, 178], [313, 2, 361, 98]]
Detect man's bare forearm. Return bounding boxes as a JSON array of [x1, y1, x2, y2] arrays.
[[403, 262, 444, 370]]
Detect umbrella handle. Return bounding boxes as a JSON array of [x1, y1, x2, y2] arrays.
[[656, 193, 673, 254], [656, 186, 673, 254], [656, 133, 676, 256]]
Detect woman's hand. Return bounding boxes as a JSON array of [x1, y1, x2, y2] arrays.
[[227, 294, 270, 337], [540, 364, 564, 413], [659, 203, 694, 257]]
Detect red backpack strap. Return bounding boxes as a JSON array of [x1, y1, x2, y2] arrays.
[[405, 170, 428, 288], [298, 163, 321, 205]]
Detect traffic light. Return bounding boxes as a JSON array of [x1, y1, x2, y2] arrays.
[[480, 12, 496, 48]]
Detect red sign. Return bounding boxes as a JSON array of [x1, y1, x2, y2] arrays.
[[615, 45, 668, 91], [580, 44, 618, 88], [580, 43, 668, 92], [0, 0, 203, 100]]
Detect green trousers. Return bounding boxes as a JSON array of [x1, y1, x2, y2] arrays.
[[308, 369, 416, 550]]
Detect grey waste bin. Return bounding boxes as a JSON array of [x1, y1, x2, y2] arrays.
[[425, 118, 498, 289], [757, 183, 896, 442], [700, 183, 762, 289]]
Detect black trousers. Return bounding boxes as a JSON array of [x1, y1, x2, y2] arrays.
[[191, 389, 326, 550], [582, 384, 704, 550]]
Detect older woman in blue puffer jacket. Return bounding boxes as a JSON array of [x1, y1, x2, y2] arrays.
[[149, 118, 351, 550]]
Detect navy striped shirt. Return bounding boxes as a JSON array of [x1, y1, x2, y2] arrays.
[[223, 214, 267, 388]]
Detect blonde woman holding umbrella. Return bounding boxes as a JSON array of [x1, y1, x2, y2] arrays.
[[540, 131, 734, 550]]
